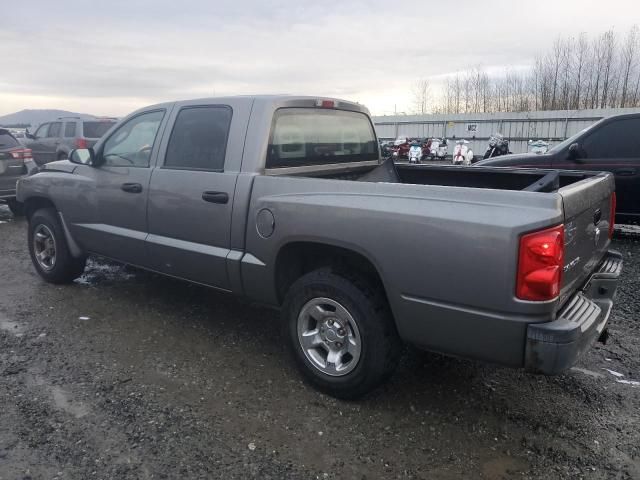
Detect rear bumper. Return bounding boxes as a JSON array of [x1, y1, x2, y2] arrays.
[[524, 249, 622, 374]]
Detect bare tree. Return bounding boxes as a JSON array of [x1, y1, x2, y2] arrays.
[[572, 33, 589, 109], [411, 79, 432, 114], [408, 25, 640, 116], [620, 25, 639, 107], [599, 29, 617, 108]]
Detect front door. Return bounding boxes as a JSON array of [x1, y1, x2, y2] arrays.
[[554, 117, 640, 219], [28, 123, 51, 165], [70, 110, 168, 265], [146, 103, 241, 290]]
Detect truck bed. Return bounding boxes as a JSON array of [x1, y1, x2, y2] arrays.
[[291, 160, 604, 193]]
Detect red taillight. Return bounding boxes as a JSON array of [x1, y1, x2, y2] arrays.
[[9, 148, 32, 160], [76, 138, 88, 149], [516, 224, 564, 301], [609, 192, 616, 239]]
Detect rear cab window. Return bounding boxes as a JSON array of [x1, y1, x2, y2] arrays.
[[267, 108, 378, 168]]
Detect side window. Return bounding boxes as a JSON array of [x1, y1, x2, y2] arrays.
[[102, 110, 165, 167], [163, 106, 232, 171], [64, 122, 77, 138], [35, 123, 49, 138], [48, 122, 62, 138], [582, 119, 640, 159]]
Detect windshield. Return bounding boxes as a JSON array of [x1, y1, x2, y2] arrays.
[[82, 121, 116, 139], [547, 119, 603, 154], [267, 108, 378, 168]]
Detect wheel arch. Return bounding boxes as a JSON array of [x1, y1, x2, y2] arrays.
[[24, 196, 84, 258], [274, 241, 391, 309], [24, 196, 58, 220]]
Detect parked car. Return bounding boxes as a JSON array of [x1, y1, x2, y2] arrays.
[[0, 128, 33, 215], [24, 117, 116, 165], [476, 113, 640, 224], [17, 95, 621, 399]]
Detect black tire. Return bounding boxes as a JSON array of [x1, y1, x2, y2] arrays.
[[6, 198, 25, 217], [282, 268, 402, 399], [28, 208, 86, 284]]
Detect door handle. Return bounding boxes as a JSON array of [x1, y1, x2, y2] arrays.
[[121, 182, 143, 193], [202, 191, 229, 204], [615, 168, 636, 176]]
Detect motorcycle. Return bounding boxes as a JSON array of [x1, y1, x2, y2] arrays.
[[452, 139, 473, 166], [428, 138, 448, 160], [483, 133, 510, 159], [380, 141, 394, 159], [528, 139, 550, 154], [408, 141, 423, 163]]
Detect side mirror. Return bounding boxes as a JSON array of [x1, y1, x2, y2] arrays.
[[25, 129, 35, 140], [69, 148, 95, 165], [567, 143, 584, 161]]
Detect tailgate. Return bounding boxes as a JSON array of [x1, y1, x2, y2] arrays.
[[558, 172, 615, 307]]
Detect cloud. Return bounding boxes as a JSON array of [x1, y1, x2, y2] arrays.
[[1, 0, 638, 116]]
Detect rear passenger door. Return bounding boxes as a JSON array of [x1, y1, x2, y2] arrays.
[[146, 100, 248, 290]]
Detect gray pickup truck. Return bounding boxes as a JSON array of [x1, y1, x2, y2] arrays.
[[16, 96, 622, 398]]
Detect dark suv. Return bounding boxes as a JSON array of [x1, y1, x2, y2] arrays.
[[24, 117, 116, 165], [0, 128, 33, 215], [476, 113, 640, 223]]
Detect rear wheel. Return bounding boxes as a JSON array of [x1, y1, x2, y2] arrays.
[[28, 208, 86, 283], [282, 268, 402, 399], [6, 198, 25, 217]]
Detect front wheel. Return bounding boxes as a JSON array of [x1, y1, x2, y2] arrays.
[[28, 208, 86, 284], [282, 268, 402, 399]]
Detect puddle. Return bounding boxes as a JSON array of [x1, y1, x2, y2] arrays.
[[51, 386, 90, 418], [571, 367, 604, 379], [616, 379, 640, 387], [0, 317, 25, 335], [74, 258, 136, 286], [573, 366, 640, 387]]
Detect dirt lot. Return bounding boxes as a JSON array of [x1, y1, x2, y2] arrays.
[[1, 204, 639, 480]]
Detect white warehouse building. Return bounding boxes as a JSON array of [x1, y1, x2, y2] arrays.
[[372, 107, 640, 156]]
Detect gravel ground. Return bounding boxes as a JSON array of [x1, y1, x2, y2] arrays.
[[1, 204, 639, 479]]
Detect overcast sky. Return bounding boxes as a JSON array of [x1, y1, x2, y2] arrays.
[[0, 0, 638, 117]]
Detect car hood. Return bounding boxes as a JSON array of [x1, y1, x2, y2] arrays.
[[39, 160, 77, 174]]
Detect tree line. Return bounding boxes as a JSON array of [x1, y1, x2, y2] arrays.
[[411, 26, 640, 115]]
